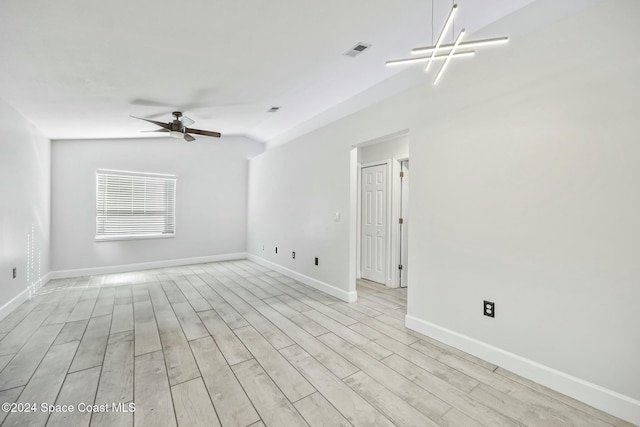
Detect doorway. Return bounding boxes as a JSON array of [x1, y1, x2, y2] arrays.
[[353, 132, 409, 290]]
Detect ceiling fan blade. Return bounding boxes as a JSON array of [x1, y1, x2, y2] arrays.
[[140, 129, 169, 133], [181, 116, 195, 126], [132, 98, 209, 112], [130, 116, 169, 129], [185, 127, 221, 138], [131, 99, 173, 108], [184, 133, 196, 142], [144, 111, 173, 119]]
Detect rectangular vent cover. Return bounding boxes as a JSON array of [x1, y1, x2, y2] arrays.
[[343, 43, 371, 57]]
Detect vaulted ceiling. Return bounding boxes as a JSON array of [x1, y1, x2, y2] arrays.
[[0, 0, 539, 142]]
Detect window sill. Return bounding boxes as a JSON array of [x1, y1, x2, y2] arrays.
[[95, 234, 175, 242]]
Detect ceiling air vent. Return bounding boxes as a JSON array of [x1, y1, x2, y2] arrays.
[[268, 106, 280, 113], [343, 43, 371, 58]]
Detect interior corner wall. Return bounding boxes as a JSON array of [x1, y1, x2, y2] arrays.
[[51, 136, 264, 274], [248, 0, 640, 422], [0, 97, 51, 316]]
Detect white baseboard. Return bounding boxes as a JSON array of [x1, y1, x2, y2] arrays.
[[0, 272, 51, 321], [248, 254, 357, 303], [39, 271, 53, 288], [0, 287, 31, 322], [48, 253, 248, 280], [405, 315, 640, 426]]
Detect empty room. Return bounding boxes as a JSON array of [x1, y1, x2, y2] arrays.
[[0, 0, 638, 426]]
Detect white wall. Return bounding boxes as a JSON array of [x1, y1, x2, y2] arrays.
[[51, 136, 263, 273], [248, 131, 353, 298], [0, 97, 51, 317], [248, 0, 640, 423], [358, 134, 408, 165]]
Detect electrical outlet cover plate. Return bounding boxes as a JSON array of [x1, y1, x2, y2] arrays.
[[484, 300, 495, 318]]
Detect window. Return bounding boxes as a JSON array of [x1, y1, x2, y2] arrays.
[[96, 169, 176, 241]]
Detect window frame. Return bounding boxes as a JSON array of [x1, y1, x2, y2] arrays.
[[95, 169, 177, 242]]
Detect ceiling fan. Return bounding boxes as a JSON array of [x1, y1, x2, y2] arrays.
[[131, 111, 221, 142]]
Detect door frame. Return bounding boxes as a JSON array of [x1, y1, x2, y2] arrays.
[[357, 160, 392, 286], [391, 155, 409, 288], [349, 130, 410, 298], [355, 157, 409, 289]]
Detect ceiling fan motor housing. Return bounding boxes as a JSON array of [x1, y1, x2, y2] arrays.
[[170, 120, 185, 132]]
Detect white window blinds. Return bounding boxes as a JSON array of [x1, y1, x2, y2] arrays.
[[96, 169, 176, 241]]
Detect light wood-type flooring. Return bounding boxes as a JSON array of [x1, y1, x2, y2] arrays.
[[0, 260, 633, 427]]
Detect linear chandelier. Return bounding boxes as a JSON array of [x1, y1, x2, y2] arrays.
[[386, 3, 509, 85]]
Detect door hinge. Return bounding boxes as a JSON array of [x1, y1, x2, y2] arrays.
[[400, 171, 404, 178], [398, 264, 403, 270], [398, 218, 403, 224]]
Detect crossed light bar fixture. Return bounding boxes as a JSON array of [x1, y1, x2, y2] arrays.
[[386, 3, 509, 84]]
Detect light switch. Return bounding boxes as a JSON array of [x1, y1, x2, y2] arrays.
[[333, 212, 341, 222]]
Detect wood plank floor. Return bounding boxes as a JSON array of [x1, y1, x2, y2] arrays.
[[0, 260, 633, 427]]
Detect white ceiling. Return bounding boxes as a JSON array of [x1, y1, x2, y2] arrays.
[[0, 0, 537, 142]]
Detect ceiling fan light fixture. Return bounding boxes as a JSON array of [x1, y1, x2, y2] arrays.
[[169, 130, 184, 139]]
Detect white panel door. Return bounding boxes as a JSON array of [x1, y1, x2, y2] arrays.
[[361, 164, 387, 284]]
